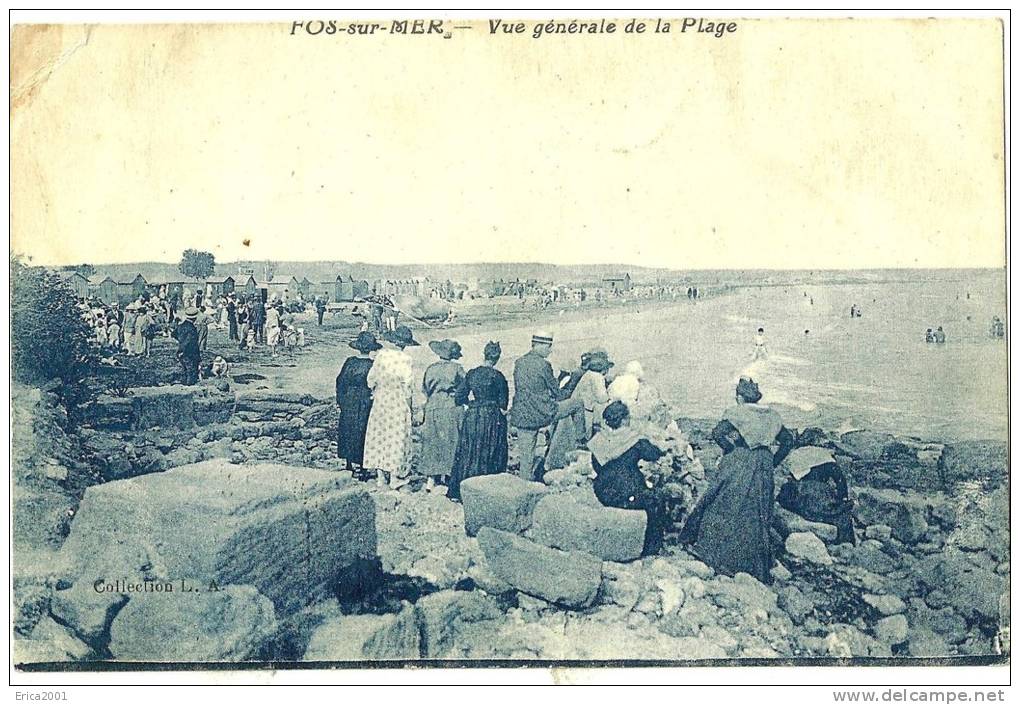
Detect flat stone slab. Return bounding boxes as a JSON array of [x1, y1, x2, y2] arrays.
[[460, 473, 548, 537], [60, 460, 377, 617], [529, 492, 646, 562], [477, 527, 601, 609]]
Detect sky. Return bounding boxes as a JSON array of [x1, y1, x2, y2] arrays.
[[10, 18, 1006, 269]]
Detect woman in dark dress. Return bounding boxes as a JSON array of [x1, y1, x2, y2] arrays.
[[588, 401, 668, 556], [336, 331, 381, 478], [449, 341, 509, 501], [679, 377, 794, 584], [777, 446, 856, 544]]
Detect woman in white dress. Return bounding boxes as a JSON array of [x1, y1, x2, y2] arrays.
[[363, 325, 420, 488]]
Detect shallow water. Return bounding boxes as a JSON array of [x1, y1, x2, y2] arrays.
[[287, 272, 1007, 443], [439, 274, 1005, 443]]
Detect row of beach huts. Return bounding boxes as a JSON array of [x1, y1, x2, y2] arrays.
[[55, 271, 375, 306], [55, 269, 636, 306]]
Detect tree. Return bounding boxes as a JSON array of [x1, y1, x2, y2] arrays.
[[179, 249, 216, 279], [11, 256, 97, 414]]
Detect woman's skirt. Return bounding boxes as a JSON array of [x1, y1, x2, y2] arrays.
[[449, 404, 508, 500]]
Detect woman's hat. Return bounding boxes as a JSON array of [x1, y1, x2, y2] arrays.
[[349, 331, 382, 353], [736, 376, 762, 403], [428, 338, 462, 360], [587, 351, 614, 373], [183, 306, 201, 319], [386, 325, 420, 348]]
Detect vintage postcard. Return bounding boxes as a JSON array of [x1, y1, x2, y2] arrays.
[[7, 10, 1010, 689]]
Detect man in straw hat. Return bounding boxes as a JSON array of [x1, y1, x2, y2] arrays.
[[173, 306, 202, 385], [509, 330, 586, 481]]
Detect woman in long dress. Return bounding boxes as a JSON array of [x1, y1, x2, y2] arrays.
[[589, 401, 668, 556], [449, 341, 509, 501], [420, 339, 466, 491], [336, 331, 381, 479], [679, 377, 794, 584], [363, 325, 419, 489]]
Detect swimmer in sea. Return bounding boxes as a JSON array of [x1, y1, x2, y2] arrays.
[[753, 327, 768, 360]]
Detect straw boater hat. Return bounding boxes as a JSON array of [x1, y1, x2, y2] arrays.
[[349, 331, 382, 353], [428, 339, 462, 360], [532, 330, 553, 346], [183, 306, 201, 320], [386, 325, 420, 348]]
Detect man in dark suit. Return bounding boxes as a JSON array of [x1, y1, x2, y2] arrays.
[[173, 307, 201, 385], [508, 330, 585, 481], [251, 297, 266, 344]]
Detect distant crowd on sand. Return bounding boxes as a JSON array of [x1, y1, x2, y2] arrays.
[[333, 325, 857, 582]]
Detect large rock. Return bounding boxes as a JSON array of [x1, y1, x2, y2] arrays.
[[59, 460, 376, 617], [304, 609, 421, 661], [940, 441, 1007, 485], [915, 554, 1006, 625], [477, 527, 601, 609], [460, 474, 548, 537], [777, 507, 838, 543], [855, 488, 929, 545], [129, 386, 198, 430], [109, 584, 276, 661], [415, 589, 504, 657], [874, 614, 909, 645], [838, 430, 896, 462], [529, 492, 646, 562], [785, 532, 832, 565]]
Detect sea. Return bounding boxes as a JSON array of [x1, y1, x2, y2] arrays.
[[417, 270, 1007, 443]]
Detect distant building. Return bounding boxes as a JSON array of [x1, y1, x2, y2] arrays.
[[56, 270, 89, 298], [327, 275, 371, 303], [602, 273, 632, 292], [205, 276, 236, 297], [91, 274, 148, 304]]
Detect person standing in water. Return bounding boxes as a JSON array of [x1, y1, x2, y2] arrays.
[[753, 327, 768, 360]]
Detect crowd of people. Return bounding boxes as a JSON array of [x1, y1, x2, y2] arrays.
[[333, 326, 857, 576]]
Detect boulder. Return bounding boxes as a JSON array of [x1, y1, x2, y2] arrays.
[[908, 627, 951, 657], [109, 584, 276, 661], [838, 430, 896, 461], [477, 527, 601, 609], [863, 594, 906, 616], [855, 488, 929, 545], [825, 624, 893, 658], [29, 616, 91, 661], [874, 614, 909, 645], [778, 585, 814, 625], [60, 460, 376, 617], [304, 609, 420, 661], [50, 581, 128, 646], [415, 590, 504, 657], [460, 474, 548, 537], [129, 386, 198, 430], [529, 492, 646, 562], [915, 554, 1006, 625], [939, 441, 1007, 485], [785, 532, 832, 565], [777, 508, 838, 543]]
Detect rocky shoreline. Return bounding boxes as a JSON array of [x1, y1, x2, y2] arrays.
[[11, 380, 1010, 666]]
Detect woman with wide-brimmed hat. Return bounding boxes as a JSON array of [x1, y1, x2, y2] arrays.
[[449, 341, 509, 501], [363, 325, 420, 488], [420, 339, 466, 492], [335, 331, 382, 478]]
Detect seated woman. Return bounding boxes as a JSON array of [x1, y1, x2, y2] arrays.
[[777, 446, 856, 544], [588, 401, 668, 556], [678, 377, 792, 584]]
